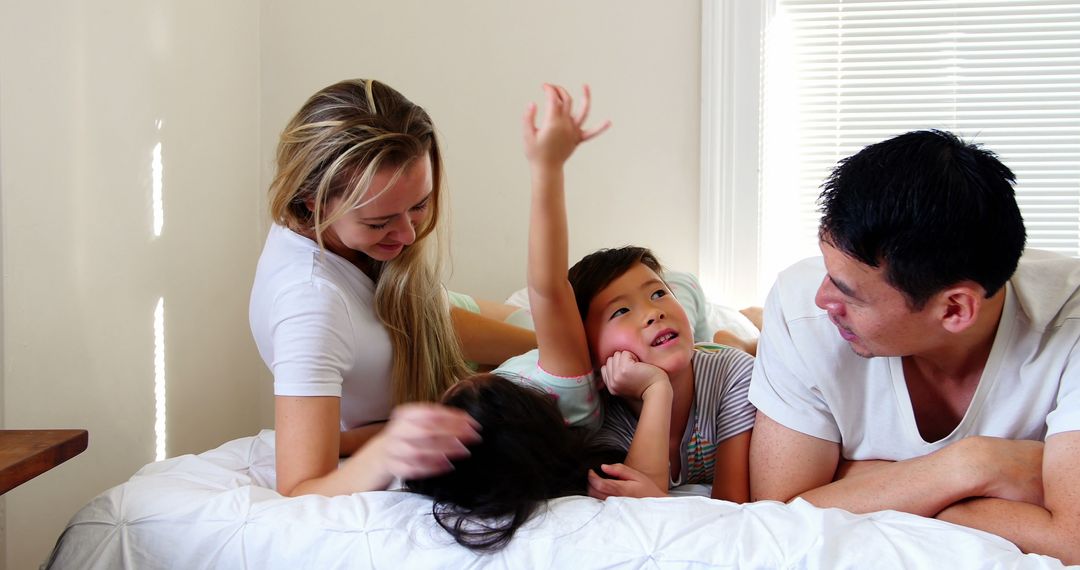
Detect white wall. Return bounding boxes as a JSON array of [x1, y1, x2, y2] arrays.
[[0, 1, 701, 567], [0, 2, 271, 568], [260, 0, 703, 300]]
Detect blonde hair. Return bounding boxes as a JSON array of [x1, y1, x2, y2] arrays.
[[269, 79, 469, 404]]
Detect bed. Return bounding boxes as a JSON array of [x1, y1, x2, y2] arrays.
[[46, 430, 1068, 569]]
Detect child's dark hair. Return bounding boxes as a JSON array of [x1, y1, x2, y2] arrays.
[[567, 246, 664, 321], [404, 374, 623, 552]]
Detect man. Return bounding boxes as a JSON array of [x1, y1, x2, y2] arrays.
[[749, 130, 1080, 564]]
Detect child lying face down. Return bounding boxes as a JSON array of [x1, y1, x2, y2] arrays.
[[404, 373, 622, 551]]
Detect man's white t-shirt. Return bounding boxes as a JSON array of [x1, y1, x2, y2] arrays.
[[749, 249, 1080, 461], [249, 225, 393, 430]]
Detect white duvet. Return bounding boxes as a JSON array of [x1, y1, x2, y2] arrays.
[[47, 431, 1069, 569]]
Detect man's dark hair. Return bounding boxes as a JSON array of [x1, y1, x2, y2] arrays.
[[567, 246, 664, 321], [404, 374, 622, 552], [819, 129, 1026, 308]]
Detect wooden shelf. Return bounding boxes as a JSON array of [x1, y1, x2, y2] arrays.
[[0, 430, 89, 494]]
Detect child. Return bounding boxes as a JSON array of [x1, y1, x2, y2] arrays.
[[509, 83, 755, 501], [404, 373, 622, 551]]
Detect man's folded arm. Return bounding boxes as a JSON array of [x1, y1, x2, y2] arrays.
[[750, 411, 1041, 518], [936, 431, 1080, 565]]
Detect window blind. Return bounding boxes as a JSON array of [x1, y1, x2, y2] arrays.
[[759, 0, 1080, 290]]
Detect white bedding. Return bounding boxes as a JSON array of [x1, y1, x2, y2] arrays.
[[47, 431, 1068, 569]]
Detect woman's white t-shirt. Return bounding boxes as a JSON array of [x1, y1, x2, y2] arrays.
[[249, 225, 393, 430]]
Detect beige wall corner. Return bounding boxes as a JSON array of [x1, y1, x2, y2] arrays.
[[0, 2, 270, 568]]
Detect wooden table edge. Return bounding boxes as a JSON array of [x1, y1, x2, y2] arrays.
[[0, 429, 89, 495]]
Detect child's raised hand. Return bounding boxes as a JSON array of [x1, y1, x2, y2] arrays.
[[522, 83, 611, 169], [600, 350, 670, 401]]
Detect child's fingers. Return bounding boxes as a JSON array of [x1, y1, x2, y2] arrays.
[[605, 355, 618, 376], [575, 84, 592, 126], [587, 469, 614, 500], [554, 85, 573, 116], [600, 463, 636, 481], [543, 84, 562, 116], [600, 360, 613, 387], [546, 83, 563, 104], [581, 119, 612, 142], [522, 102, 538, 139]]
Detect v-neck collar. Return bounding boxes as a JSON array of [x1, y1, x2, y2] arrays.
[[887, 281, 1017, 446]]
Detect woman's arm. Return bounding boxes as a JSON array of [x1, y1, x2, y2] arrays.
[[276, 396, 481, 497], [338, 422, 385, 456], [450, 306, 536, 368], [276, 395, 356, 496]]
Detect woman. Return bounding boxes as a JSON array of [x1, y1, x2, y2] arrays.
[[250, 79, 530, 496]]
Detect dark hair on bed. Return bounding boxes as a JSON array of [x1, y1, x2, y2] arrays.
[[567, 246, 664, 322], [403, 373, 623, 552]]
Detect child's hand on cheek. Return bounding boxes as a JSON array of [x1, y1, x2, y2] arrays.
[[600, 350, 671, 401], [522, 83, 611, 170]]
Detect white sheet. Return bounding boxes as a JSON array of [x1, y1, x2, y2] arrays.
[[47, 431, 1068, 569]]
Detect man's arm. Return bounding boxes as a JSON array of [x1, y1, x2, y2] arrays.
[[936, 431, 1080, 565], [749, 411, 839, 501], [751, 412, 1044, 517]]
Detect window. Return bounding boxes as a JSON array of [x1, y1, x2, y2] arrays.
[[701, 0, 1080, 307]]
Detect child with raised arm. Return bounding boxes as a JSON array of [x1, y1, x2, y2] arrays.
[[510, 83, 756, 501]]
